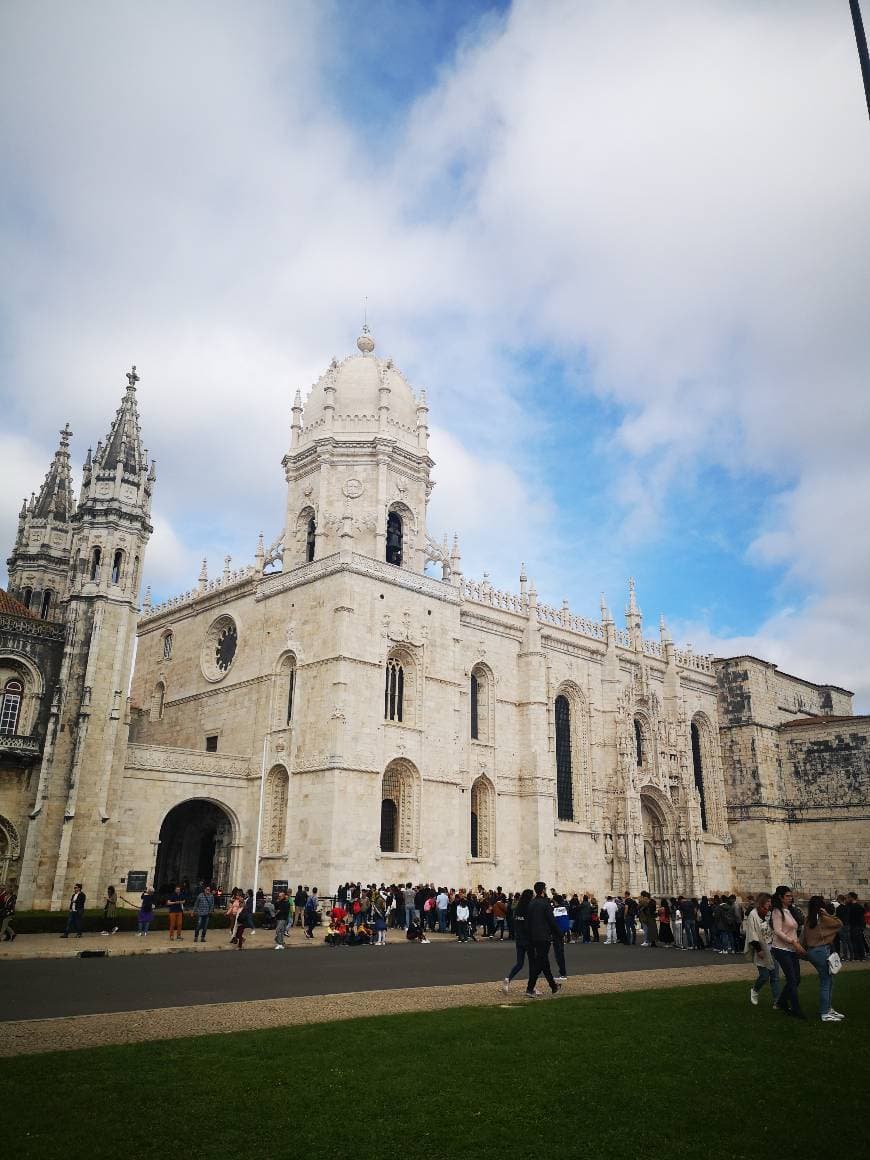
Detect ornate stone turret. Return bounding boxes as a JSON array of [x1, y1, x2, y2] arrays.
[[625, 577, 643, 651], [6, 424, 76, 620], [281, 329, 435, 573]]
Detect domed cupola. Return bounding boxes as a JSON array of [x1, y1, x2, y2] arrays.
[[281, 329, 434, 574], [298, 328, 423, 451]]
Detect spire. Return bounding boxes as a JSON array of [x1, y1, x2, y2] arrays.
[[33, 423, 75, 522], [625, 576, 643, 650], [199, 558, 209, 591], [659, 613, 671, 643], [94, 365, 146, 477], [600, 592, 612, 623]]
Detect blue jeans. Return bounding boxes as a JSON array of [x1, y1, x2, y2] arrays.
[[806, 945, 834, 1015], [405, 907, 418, 930], [507, 943, 533, 981], [753, 960, 781, 1000], [683, 920, 696, 949], [771, 948, 803, 1015], [194, 914, 210, 940], [437, 909, 448, 933], [580, 919, 590, 943], [65, 911, 83, 935]]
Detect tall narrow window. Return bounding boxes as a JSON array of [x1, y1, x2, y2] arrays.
[[384, 658, 404, 722], [0, 680, 23, 735], [21, 587, 32, 609], [163, 632, 173, 660], [470, 775, 494, 859], [132, 555, 140, 592], [386, 511, 403, 566], [286, 666, 296, 725], [691, 722, 708, 831], [471, 810, 479, 859], [111, 549, 123, 584], [555, 694, 574, 821], [634, 718, 644, 767], [150, 681, 165, 722], [40, 590, 53, 620], [90, 546, 102, 580], [380, 799, 398, 852], [306, 518, 316, 563], [470, 673, 479, 740]]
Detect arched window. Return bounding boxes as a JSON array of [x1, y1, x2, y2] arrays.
[[162, 632, 173, 661], [384, 657, 404, 722], [555, 694, 574, 821], [274, 654, 297, 729], [386, 511, 403, 566], [379, 761, 419, 853], [470, 672, 479, 740], [634, 718, 644, 767], [21, 587, 32, 609], [132, 555, 140, 593], [470, 664, 493, 744], [691, 721, 708, 831], [111, 549, 124, 584], [0, 680, 24, 735], [470, 775, 494, 860], [264, 765, 289, 853], [306, 518, 316, 563], [90, 546, 102, 581], [40, 590, 53, 620], [150, 681, 165, 722]]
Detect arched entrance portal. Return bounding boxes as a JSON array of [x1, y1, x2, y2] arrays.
[[155, 800, 234, 894], [641, 795, 673, 897]]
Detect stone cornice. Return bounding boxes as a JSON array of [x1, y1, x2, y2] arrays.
[[125, 742, 253, 779], [256, 552, 459, 604]]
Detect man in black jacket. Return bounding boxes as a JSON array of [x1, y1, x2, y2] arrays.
[[524, 882, 562, 998], [60, 884, 86, 938]]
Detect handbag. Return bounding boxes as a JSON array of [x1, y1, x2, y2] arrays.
[[828, 951, 842, 974]]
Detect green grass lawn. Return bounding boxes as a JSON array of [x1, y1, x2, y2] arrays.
[[4, 974, 869, 1159]]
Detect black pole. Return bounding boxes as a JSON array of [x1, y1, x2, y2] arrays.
[[850, 0, 870, 122]]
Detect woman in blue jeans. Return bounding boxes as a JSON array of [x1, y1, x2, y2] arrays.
[[802, 895, 845, 1022], [770, 886, 806, 1018]]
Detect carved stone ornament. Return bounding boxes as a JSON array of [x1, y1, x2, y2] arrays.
[[342, 478, 364, 499]]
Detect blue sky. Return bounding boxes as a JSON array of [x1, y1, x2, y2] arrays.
[[1, 1, 869, 705]]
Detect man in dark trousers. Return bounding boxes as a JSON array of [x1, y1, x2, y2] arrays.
[[524, 881, 562, 998], [60, 884, 87, 937]]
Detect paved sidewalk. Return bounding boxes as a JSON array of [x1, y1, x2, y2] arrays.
[[0, 924, 321, 959], [1, 960, 756, 1057]]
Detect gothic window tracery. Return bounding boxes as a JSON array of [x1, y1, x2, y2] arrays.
[[162, 632, 173, 661], [470, 775, 494, 859], [691, 720, 709, 831], [150, 681, 165, 722], [264, 765, 289, 853], [273, 654, 297, 729], [386, 511, 403, 566], [554, 683, 591, 823], [379, 760, 419, 853], [555, 694, 574, 820], [384, 657, 404, 722]]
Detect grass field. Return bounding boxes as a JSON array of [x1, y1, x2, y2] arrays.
[[4, 973, 869, 1159]]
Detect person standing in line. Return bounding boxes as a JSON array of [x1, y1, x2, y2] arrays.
[[770, 885, 806, 1019], [455, 892, 470, 942], [303, 887, 319, 939], [403, 882, 417, 931], [638, 892, 657, 947], [578, 894, 592, 943], [293, 885, 307, 926], [192, 885, 214, 943], [274, 891, 291, 950], [166, 884, 185, 942], [524, 881, 563, 999], [0, 887, 16, 942], [137, 888, 155, 936], [802, 895, 845, 1022], [101, 885, 118, 936], [372, 891, 388, 946], [744, 892, 781, 1007], [502, 888, 536, 993], [60, 884, 86, 938], [228, 889, 243, 943], [435, 887, 449, 934], [602, 895, 618, 944], [657, 899, 674, 945], [846, 892, 866, 961], [624, 893, 638, 946], [589, 897, 601, 942]]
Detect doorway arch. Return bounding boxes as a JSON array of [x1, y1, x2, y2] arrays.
[[640, 791, 674, 897], [154, 799, 236, 894]]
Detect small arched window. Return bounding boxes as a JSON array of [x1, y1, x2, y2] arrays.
[[555, 694, 574, 821], [469, 664, 492, 744], [0, 680, 24, 735], [691, 721, 708, 831], [162, 632, 173, 661], [131, 555, 140, 593], [634, 718, 644, 767], [111, 549, 124, 584], [90, 547, 102, 581], [306, 518, 316, 563], [274, 654, 297, 729], [21, 587, 33, 609], [386, 511, 403, 566], [384, 658, 404, 722], [40, 590, 53, 620], [150, 681, 165, 722]]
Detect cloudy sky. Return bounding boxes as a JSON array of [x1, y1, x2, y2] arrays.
[[2, 1, 869, 707]]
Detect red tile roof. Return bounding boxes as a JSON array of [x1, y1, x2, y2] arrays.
[[0, 588, 37, 619]]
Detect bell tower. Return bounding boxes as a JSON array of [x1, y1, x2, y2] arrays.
[[16, 367, 156, 909]]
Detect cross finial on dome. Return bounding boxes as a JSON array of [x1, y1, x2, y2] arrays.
[[126, 364, 140, 390], [59, 422, 73, 447], [357, 324, 375, 354]]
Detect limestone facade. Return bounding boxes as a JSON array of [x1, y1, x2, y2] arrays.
[[2, 336, 867, 908]]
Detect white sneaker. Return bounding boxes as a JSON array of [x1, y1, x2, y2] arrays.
[[555, 976, 567, 983], [750, 988, 759, 1006], [827, 1009, 845, 1020], [821, 1012, 842, 1022], [502, 978, 510, 994], [274, 944, 284, 951]]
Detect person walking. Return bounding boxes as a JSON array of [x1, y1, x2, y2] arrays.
[[802, 896, 845, 1022], [137, 888, 155, 936], [744, 892, 781, 1007], [235, 893, 253, 950], [552, 893, 569, 980], [192, 885, 214, 943], [60, 884, 86, 938], [770, 886, 806, 1019], [503, 888, 535, 993], [274, 891, 291, 950], [524, 882, 563, 998], [166, 885, 185, 942], [303, 888, 319, 939], [101, 885, 118, 935]]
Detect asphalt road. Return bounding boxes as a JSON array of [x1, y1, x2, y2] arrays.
[[0, 939, 729, 1022]]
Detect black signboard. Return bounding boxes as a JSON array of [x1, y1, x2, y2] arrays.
[[127, 870, 148, 892], [272, 879, 289, 900]]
